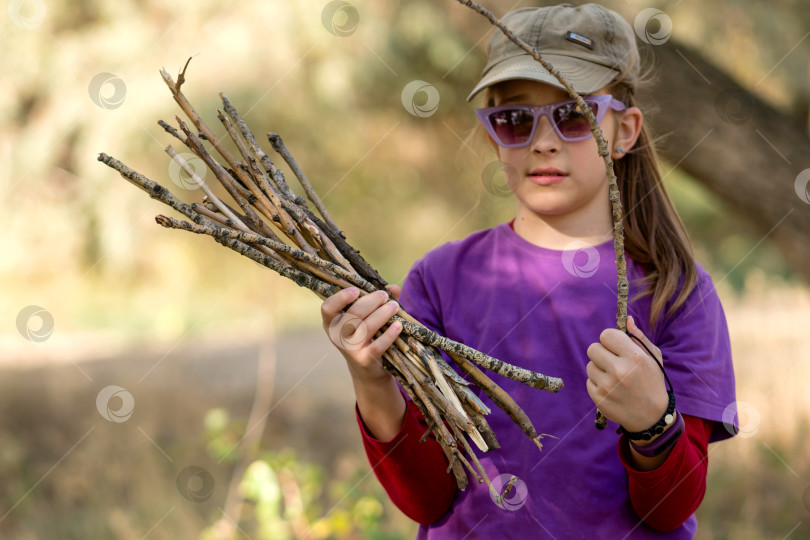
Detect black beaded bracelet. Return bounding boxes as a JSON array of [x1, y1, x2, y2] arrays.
[[617, 391, 676, 441], [630, 411, 685, 457], [615, 330, 677, 442]]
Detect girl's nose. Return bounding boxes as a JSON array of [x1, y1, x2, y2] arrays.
[[530, 115, 561, 155]]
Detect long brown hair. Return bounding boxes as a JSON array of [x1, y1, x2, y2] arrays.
[[477, 78, 698, 331], [607, 80, 698, 331]]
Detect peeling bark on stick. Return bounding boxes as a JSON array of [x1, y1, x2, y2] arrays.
[[396, 317, 564, 392], [155, 215, 373, 294]]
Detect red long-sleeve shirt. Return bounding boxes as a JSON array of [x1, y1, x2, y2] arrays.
[[356, 394, 712, 529]]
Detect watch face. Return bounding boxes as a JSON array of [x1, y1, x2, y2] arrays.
[[664, 413, 674, 425]]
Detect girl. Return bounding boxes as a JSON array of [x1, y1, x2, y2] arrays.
[[321, 4, 737, 538]]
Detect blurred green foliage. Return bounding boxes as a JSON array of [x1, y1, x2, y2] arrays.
[[200, 407, 411, 540]]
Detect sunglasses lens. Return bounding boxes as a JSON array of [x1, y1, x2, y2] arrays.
[[489, 109, 534, 145], [553, 101, 598, 139]]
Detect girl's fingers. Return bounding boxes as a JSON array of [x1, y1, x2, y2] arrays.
[[346, 289, 391, 320], [328, 312, 371, 352], [322, 288, 388, 328], [585, 378, 604, 409], [586, 341, 617, 372], [362, 300, 400, 337], [598, 327, 634, 357], [585, 360, 607, 387], [323, 289, 396, 353], [321, 287, 361, 325], [367, 320, 403, 358], [627, 315, 662, 363]]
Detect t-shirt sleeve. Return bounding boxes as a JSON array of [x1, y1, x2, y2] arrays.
[[652, 264, 738, 442]]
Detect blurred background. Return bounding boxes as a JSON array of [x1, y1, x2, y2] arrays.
[[1, 0, 809, 538]]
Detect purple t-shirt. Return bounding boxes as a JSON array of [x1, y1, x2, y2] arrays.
[[397, 222, 737, 539]]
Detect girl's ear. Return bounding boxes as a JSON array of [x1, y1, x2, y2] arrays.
[[612, 106, 643, 159]]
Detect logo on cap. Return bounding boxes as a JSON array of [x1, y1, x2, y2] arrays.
[[564, 31, 595, 50]]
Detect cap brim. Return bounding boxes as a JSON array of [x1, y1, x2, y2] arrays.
[[466, 53, 621, 102]]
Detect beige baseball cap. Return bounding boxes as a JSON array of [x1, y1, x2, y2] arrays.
[[466, 3, 640, 102]]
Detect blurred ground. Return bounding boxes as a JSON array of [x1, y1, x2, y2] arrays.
[[0, 327, 421, 539], [1, 277, 809, 539]]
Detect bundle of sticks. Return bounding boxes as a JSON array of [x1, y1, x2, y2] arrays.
[[98, 59, 563, 501]]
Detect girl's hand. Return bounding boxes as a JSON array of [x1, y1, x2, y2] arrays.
[[585, 316, 669, 432], [320, 285, 403, 384]]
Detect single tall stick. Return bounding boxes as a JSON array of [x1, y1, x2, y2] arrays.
[[454, 0, 627, 429]]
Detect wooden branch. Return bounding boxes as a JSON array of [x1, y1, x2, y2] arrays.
[[469, 410, 499, 450], [291, 202, 389, 291], [449, 351, 545, 451], [191, 202, 237, 227], [268, 132, 342, 236], [216, 110, 317, 256], [98, 153, 218, 230], [408, 355, 488, 452], [407, 336, 470, 388], [157, 119, 188, 145], [219, 93, 304, 205], [419, 346, 486, 447], [383, 348, 469, 490], [160, 67, 316, 258], [165, 145, 243, 224], [176, 118, 272, 233], [155, 215, 374, 293], [213, 234, 341, 297], [395, 316, 563, 392]]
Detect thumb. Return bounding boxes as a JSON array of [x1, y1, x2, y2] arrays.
[[385, 284, 402, 301], [627, 315, 662, 363]]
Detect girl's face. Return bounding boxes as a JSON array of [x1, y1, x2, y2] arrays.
[[488, 79, 639, 236]]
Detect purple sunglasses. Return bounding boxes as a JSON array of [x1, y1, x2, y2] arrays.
[[475, 94, 627, 148]]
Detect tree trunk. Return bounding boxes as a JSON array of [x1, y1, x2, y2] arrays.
[[644, 40, 810, 283]]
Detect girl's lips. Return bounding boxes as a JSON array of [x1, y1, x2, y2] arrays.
[[528, 174, 567, 185]]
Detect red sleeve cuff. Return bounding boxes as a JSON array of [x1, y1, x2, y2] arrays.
[[617, 414, 713, 531], [355, 390, 413, 446], [355, 390, 457, 524]]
